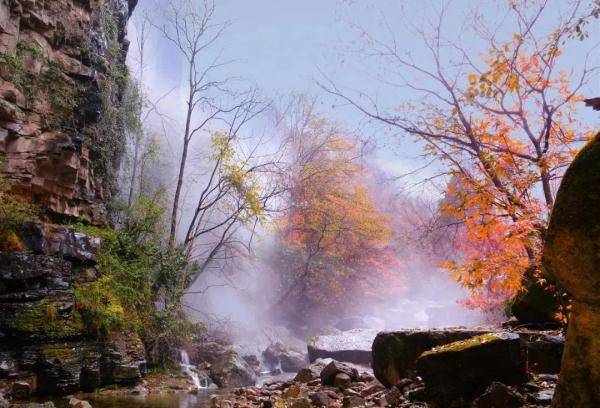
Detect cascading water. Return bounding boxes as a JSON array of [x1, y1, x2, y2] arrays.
[[180, 349, 203, 389]]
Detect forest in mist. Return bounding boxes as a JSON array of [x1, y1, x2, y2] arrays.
[[111, 0, 599, 339]]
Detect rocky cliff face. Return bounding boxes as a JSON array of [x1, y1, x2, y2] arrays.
[[0, 0, 137, 224], [0, 0, 141, 399]]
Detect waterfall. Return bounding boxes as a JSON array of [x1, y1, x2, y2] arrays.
[[180, 349, 203, 389]]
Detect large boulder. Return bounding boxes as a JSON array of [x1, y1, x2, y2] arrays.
[[262, 342, 307, 373], [372, 328, 493, 387], [187, 341, 228, 366], [308, 329, 378, 365], [209, 349, 256, 388], [319, 360, 359, 386], [416, 333, 528, 406], [542, 133, 600, 408], [279, 350, 307, 373]]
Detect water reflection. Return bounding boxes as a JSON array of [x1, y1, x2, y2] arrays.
[[50, 391, 221, 408]]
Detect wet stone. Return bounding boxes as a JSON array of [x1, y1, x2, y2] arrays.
[[472, 382, 524, 408]]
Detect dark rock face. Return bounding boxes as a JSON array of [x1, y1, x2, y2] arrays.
[[279, 350, 307, 373], [371, 328, 493, 387], [21, 223, 101, 263], [542, 133, 600, 408], [308, 329, 377, 366], [511, 279, 561, 325], [0, 226, 145, 397], [416, 333, 528, 406], [526, 334, 564, 374]]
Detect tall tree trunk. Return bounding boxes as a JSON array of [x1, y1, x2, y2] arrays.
[[168, 64, 195, 250]]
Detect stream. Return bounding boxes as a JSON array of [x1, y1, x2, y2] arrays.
[[45, 392, 221, 408], [180, 349, 205, 389]]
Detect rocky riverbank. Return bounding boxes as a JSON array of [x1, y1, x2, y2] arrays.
[[1, 325, 565, 407], [213, 360, 558, 408]]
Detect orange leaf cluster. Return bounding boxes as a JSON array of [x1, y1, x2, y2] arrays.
[[435, 37, 591, 310], [276, 132, 402, 317]]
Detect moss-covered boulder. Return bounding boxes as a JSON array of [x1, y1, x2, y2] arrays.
[[371, 329, 493, 388], [542, 133, 600, 407], [416, 333, 528, 406]]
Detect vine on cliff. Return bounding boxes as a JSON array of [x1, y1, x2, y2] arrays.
[[80, 2, 136, 195]]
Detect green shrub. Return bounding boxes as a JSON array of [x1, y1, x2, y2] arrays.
[[72, 196, 204, 367], [73, 225, 154, 334]]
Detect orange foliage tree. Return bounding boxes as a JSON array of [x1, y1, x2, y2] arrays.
[[326, 1, 597, 311], [274, 99, 402, 319]]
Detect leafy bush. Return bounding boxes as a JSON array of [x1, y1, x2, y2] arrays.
[[72, 195, 204, 367], [73, 224, 153, 334]]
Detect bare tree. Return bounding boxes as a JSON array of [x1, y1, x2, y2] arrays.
[[180, 89, 286, 286], [155, 0, 233, 249]]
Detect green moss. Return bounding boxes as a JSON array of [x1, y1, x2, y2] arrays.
[[78, 3, 134, 191], [0, 50, 24, 87], [421, 333, 502, 356], [0, 40, 75, 123], [70, 224, 118, 242], [42, 344, 78, 361], [17, 41, 44, 61], [39, 62, 76, 114], [71, 223, 155, 335], [15, 299, 85, 339]]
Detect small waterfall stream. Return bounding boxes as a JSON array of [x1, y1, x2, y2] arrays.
[[180, 349, 203, 389]]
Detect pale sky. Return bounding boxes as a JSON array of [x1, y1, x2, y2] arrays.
[[128, 0, 599, 197]]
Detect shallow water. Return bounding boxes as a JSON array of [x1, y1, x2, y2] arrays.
[[46, 390, 221, 408]]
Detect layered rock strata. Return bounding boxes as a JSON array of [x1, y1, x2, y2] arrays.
[[0, 0, 137, 224], [0, 0, 140, 399], [0, 224, 146, 397]]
